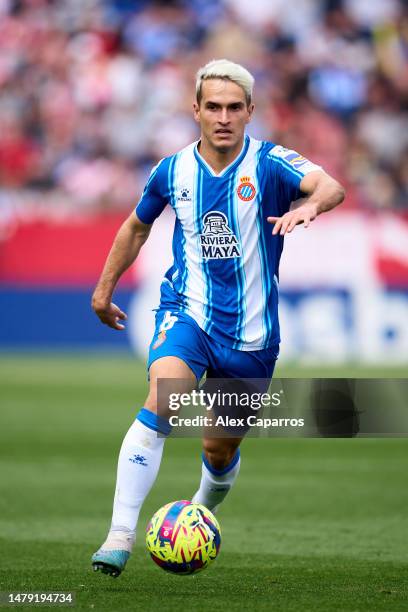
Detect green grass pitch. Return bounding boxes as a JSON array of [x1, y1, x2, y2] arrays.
[[0, 356, 407, 611]]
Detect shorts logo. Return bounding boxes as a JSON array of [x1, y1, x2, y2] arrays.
[[237, 176, 256, 201], [177, 187, 192, 201], [200, 211, 241, 259], [152, 330, 167, 349]]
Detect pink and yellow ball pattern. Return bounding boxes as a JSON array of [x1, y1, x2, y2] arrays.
[[146, 500, 221, 575]]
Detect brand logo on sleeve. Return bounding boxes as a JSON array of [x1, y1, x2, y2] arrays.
[[237, 176, 256, 201], [200, 211, 241, 259]]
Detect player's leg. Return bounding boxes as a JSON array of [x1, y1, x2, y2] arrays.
[[92, 355, 197, 577], [192, 434, 243, 513], [191, 342, 279, 514], [92, 309, 209, 576], [110, 355, 196, 540]]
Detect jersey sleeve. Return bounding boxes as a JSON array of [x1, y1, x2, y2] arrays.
[[267, 145, 322, 215], [135, 159, 169, 224]]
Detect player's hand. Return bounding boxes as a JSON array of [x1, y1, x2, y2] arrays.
[[92, 301, 127, 330], [267, 202, 318, 236]]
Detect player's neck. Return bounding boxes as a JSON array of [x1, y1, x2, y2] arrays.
[[197, 137, 245, 175]]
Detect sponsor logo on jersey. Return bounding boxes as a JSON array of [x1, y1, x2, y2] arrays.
[[200, 211, 241, 259], [177, 187, 192, 201], [237, 175, 256, 201]]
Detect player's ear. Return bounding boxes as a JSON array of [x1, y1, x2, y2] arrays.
[[193, 101, 201, 123], [246, 103, 255, 124]]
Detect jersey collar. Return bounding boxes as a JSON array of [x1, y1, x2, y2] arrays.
[[194, 135, 250, 178]]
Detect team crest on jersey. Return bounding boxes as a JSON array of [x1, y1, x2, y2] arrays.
[[237, 176, 256, 201], [177, 187, 192, 201], [200, 211, 241, 260]]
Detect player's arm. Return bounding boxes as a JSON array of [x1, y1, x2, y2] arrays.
[[268, 170, 345, 236], [93, 157, 169, 329], [92, 212, 152, 330]]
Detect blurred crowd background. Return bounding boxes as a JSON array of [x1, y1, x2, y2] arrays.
[[0, 0, 407, 221]]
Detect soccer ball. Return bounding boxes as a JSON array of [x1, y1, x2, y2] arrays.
[[146, 500, 221, 575]]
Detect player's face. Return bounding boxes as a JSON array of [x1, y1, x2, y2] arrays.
[[193, 79, 254, 153]]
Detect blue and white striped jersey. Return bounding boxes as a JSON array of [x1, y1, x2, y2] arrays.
[[136, 135, 321, 351]]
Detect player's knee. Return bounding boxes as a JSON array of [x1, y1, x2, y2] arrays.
[[202, 439, 239, 471]]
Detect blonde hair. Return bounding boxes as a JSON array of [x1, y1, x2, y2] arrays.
[[196, 59, 254, 106]]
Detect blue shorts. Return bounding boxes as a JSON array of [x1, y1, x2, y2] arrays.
[[147, 309, 279, 382]]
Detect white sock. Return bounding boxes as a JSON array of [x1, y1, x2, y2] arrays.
[[102, 413, 168, 551], [191, 450, 241, 513]]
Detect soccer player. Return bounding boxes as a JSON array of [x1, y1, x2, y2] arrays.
[[91, 59, 345, 577]]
